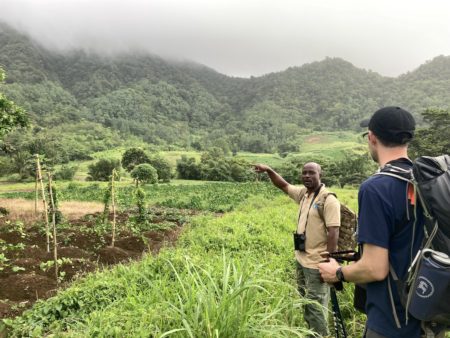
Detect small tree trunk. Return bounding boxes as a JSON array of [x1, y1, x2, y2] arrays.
[[36, 155, 50, 253], [47, 173, 59, 285], [111, 169, 116, 247]]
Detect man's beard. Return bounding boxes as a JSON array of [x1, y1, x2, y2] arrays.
[[369, 148, 378, 163]]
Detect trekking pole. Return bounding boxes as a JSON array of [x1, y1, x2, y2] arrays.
[[321, 252, 350, 338], [330, 286, 347, 338]]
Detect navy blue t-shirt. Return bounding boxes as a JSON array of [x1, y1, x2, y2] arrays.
[[358, 160, 424, 338]]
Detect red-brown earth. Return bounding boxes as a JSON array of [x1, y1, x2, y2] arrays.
[[0, 206, 195, 319]]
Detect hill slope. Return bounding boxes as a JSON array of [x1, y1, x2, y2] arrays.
[[1, 22, 450, 153]]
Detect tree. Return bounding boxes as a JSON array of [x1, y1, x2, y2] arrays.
[[148, 155, 172, 182], [229, 158, 255, 182], [54, 165, 78, 181], [322, 153, 376, 187], [87, 159, 121, 181], [200, 157, 231, 181], [0, 68, 28, 137], [121, 148, 150, 172], [277, 141, 298, 158], [409, 108, 450, 159], [131, 163, 158, 185], [176, 155, 201, 180]]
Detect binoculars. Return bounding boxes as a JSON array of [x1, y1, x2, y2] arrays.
[[293, 232, 306, 252]]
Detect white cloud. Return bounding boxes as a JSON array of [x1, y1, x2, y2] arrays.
[[1, 0, 449, 77]]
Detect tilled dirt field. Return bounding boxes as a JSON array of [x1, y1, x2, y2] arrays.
[[0, 206, 194, 319]]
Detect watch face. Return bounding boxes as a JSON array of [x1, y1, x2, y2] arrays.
[[336, 268, 344, 282]]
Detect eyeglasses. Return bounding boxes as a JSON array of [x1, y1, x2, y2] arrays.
[[361, 131, 369, 139]]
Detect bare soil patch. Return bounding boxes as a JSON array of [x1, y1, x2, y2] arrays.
[[0, 198, 104, 225], [305, 136, 322, 144], [0, 206, 193, 319]]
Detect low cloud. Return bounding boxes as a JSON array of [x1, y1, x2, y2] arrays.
[[1, 0, 449, 77]]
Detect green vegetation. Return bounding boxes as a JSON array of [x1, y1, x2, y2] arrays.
[[1, 23, 450, 167], [86, 158, 121, 182], [293, 132, 366, 160], [4, 189, 363, 337], [1, 17, 449, 338], [121, 148, 151, 172], [409, 108, 450, 159], [131, 163, 158, 185], [2, 181, 281, 213], [0, 67, 28, 137]]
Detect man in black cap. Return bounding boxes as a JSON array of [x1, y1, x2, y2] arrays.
[[319, 107, 426, 338]]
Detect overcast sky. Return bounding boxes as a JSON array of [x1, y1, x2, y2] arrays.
[[1, 0, 449, 78]]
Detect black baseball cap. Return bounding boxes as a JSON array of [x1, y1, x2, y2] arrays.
[[360, 106, 415, 144]]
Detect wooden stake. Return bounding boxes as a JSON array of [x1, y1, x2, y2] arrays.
[[111, 169, 116, 247], [47, 173, 58, 285], [36, 155, 50, 253], [35, 164, 38, 216]]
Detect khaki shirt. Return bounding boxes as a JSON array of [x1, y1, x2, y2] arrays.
[[287, 184, 340, 269]]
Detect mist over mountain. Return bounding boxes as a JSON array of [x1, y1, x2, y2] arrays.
[[1, 22, 450, 153]]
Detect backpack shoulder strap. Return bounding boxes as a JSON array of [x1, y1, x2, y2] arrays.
[[378, 164, 424, 327], [375, 164, 416, 222], [316, 191, 337, 222], [375, 163, 413, 182]]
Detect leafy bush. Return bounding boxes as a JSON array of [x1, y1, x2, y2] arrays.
[[121, 147, 150, 172], [176, 155, 201, 180], [277, 141, 298, 158], [148, 155, 172, 182], [54, 165, 78, 181], [177, 151, 257, 182], [0, 156, 14, 177], [87, 159, 121, 181], [131, 163, 158, 185], [200, 158, 231, 181]]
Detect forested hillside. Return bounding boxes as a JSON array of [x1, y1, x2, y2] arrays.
[[1, 21, 450, 156]]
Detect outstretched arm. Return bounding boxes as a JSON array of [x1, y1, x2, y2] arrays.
[[253, 164, 290, 194]]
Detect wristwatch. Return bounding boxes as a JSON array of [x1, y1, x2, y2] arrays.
[[336, 266, 346, 282]]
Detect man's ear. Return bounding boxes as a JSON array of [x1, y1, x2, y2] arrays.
[[368, 131, 377, 145]]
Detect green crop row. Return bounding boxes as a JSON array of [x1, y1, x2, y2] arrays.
[[2, 182, 283, 213]]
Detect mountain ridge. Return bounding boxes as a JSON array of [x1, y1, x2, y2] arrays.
[[1, 21, 449, 153]]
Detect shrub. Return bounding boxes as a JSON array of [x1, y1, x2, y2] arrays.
[[121, 148, 150, 172], [176, 156, 201, 180], [87, 159, 121, 181], [148, 155, 172, 182], [131, 163, 158, 185], [200, 158, 231, 181], [54, 165, 78, 181], [0, 157, 14, 177], [277, 141, 298, 158], [229, 158, 255, 182]]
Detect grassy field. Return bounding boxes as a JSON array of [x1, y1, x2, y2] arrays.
[[285, 131, 366, 162]]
